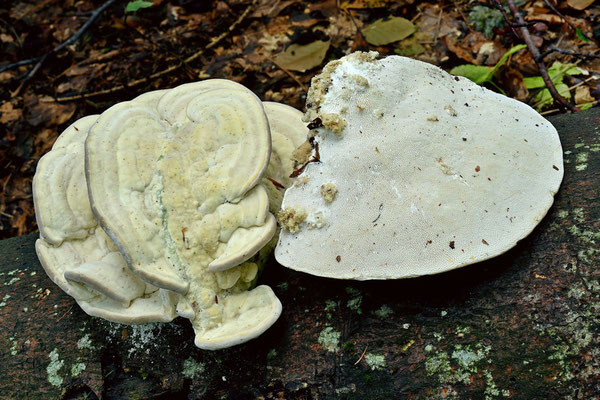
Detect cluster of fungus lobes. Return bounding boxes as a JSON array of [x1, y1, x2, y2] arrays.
[[274, 51, 564, 280], [33, 80, 307, 350]]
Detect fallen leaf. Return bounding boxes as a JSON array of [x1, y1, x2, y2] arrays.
[[395, 37, 425, 57], [499, 67, 529, 102], [340, 0, 397, 9], [274, 40, 330, 72], [25, 94, 76, 127], [575, 85, 595, 104], [363, 16, 415, 46], [0, 101, 23, 124], [567, 0, 595, 10]]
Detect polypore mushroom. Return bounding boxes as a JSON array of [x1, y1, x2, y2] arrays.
[[85, 81, 282, 349], [275, 51, 564, 279], [33, 99, 179, 323], [261, 101, 309, 213]]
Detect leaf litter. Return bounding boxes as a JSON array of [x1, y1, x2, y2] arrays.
[[0, 0, 599, 239]]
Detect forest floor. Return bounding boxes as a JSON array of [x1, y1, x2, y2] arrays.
[[1, 0, 599, 239]]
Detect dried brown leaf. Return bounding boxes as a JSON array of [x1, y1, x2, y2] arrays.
[[25, 94, 76, 127], [567, 0, 595, 10], [575, 85, 595, 104], [0, 101, 23, 124]]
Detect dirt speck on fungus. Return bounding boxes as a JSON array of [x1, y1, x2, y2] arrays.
[[321, 183, 338, 203]]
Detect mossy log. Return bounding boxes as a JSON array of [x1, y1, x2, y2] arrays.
[[1, 108, 599, 399]]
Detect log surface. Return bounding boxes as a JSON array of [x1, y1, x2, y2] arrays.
[[1, 108, 599, 399]]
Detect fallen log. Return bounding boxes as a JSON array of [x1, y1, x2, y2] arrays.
[[1, 107, 599, 399]]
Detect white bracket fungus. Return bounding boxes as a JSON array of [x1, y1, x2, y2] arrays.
[[34, 81, 307, 349], [275, 51, 564, 280], [34, 108, 179, 324]]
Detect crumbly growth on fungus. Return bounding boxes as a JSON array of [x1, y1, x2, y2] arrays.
[[303, 51, 378, 124], [320, 183, 338, 203], [321, 113, 346, 135], [348, 74, 369, 88], [277, 206, 307, 233]]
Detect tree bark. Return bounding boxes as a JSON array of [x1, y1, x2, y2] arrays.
[[1, 108, 599, 399]]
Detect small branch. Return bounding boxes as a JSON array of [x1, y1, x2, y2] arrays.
[[53, 0, 259, 102], [490, 0, 519, 37], [0, 58, 38, 73], [267, 56, 307, 92], [542, 0, 594, 42], [500, 0, 579, 112], [541, 45, 600, 60], [10, 0, 118, 96]]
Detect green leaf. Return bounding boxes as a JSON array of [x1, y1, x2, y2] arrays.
[[580, 103, 594, 111], [363, 17, 415, 46], [489, 44, 527, 76], [450, 44, 526, 85], [525, 61, 586, 90], [449, 64, 493, 84], [532, 83, 572, 111], [125, 0, 154, 13], [274, 40, 331, 72], [576, 28, 591, 42], [523, 76, 545, 89]]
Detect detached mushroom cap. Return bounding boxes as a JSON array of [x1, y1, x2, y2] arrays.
[[275, 52, 564, 279]]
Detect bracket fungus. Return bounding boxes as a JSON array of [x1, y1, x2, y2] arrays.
[[34, 110, 179, 324], [275, 51, 564, 279], [34, 80, 307, 349]]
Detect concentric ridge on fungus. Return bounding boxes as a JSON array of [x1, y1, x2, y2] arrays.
[[34, 81, 307, 350]]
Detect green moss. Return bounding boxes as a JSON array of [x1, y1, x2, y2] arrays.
[[571, 208, 585, 223], [345, 287, 363, 314], [342, 341, 355, 352], [9, 337, 17, 356], [575, 152, 588, 171], [71, 362, 86, 377], [372, 304, 394, 318], [47, 349, 64, 387], [557, 210, 569, 219], [318, 326, 341, 352], [77, 334, 94, 350], [182, 357, 205, 379], [324, 299, 337, 312], [365, 353, 386, 371], [0, 294, 10, 308]]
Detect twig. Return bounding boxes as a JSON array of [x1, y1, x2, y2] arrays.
[[354, 346, 368, 365], [541, 45, 600, 60], [432, 8, 444, 44], [267, 56, 307, 92], [490, 0, 519, 37], [56, 304, 74, 322], [496, 0, 579, 112], [541, 100, 598, 116], [10, 0, 118, 96], [0, 58, 38, 73], [542, 0, 594, 42], [53, 0, 259, 102]]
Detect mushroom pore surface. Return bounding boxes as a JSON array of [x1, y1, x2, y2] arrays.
[[275, 51, 564, 280]]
